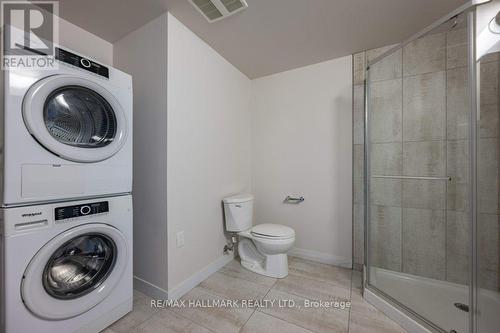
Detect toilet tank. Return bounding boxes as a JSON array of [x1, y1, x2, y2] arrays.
[[223, 194, 253, 232]]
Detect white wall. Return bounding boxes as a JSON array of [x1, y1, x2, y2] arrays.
[[251, 57, 353, 266], [113, 14, 169, 294], [59, 17, 113, 65], [167, 13, 252, 292], [113, 11, 353, 299]]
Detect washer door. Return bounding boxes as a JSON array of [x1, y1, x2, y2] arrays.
[[21, 224, 128, 320], [23, 74, 128, 162]]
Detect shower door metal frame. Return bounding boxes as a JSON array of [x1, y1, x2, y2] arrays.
[[362, 1, 485, 332]]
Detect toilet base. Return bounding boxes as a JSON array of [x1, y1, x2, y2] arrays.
[[238, 238, 289, 278]]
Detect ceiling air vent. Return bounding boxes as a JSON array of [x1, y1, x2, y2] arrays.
[[189, 0, 248, 22]]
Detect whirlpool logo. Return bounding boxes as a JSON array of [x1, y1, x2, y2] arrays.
[[22, 212, 43, 217]]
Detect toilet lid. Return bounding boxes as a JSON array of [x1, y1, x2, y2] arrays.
[[251, 224, 295, 239]]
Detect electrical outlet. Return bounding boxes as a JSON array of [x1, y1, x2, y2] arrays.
[[176, 231, 185, 248]]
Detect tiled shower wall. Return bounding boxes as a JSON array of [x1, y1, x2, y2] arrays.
[[352, 28, 499, 290]]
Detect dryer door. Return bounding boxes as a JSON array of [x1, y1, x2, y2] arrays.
[[23, 74, 128, 162], [21, 223, 128, 320]]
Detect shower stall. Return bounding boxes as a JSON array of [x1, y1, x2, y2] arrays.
[[361, 1, 500, 332]]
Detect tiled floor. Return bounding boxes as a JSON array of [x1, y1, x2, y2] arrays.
[[103, 257, 407, 333]]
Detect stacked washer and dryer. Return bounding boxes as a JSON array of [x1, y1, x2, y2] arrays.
[[0, 47, 133, 333]]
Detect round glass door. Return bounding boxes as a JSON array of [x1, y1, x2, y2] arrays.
[[22, 223, 128, 320], [44, 86, 117, 148], [43, 233, 116, 299], [23, 74, 128, 162]]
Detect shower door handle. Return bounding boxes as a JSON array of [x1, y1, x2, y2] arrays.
[[371, 175, 452, 181]]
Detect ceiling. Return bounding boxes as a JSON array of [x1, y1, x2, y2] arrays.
[[57, 0, 468, 78]]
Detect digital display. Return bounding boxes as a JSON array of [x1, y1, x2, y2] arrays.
[[55, 201, 109, 221], [55, 47, 109, 78]]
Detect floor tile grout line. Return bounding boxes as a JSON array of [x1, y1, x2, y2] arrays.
[[254, 308, 320, 333], [164, 307, 219, 333], [266, 286, 352, 314], [270, 284, 352, 303], [217, 267, 277, 289], [286, 271, 352, 290], [236, 285, 276, 333], [165, 303, 237, 333]]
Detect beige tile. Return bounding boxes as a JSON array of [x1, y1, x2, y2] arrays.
[[447, 140, 469, 183], [350, 290, 388, 321], [273, 273, 350, 302], [353, 144, 364, 207], [353, 52, 366, 85], [351, 270, 363, 292], [480, 61, 498, 106], [288, 257, 352, 289], [353, 144, 364, 179], [403, 71, 446, 141], [260, 289, 349, 333], [368, 48, 402, 82], [198, 271, 270, 300], [478, 213, 499, 291], [446, 28, 468, 69], [446, 211, 470, 285], [219, 260, 277, 288], [353, 175, 365, 205], [447, 67, 469, 140], [108, 292, 158, 333], [447, 180, 468, 212], [402, 179, 445, 210], [353, 204, 365, 266], [479, 103, 499, 139], [353, 84, 365, 145], [172, 287, 254, 333], [366, 45, 398, 63], [349, 310, 407, 333], [349, 290, 406, 333], [369, 78, 402, 143], [132, 309, 211, 333], [371, 143, 402, 176], [403, 32, 445, 76], [403, 208, 446, 279], [370, 205, 402, 271], [371, 178, 401, 207], [478, 138, 499, 214], [481, 53, 500, 63], [241, 311, 315, 333], [403, 141, 446, 177]]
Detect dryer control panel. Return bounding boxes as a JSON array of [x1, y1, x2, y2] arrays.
[[55, 201, 109, 221], [55, 47, 109, 78]]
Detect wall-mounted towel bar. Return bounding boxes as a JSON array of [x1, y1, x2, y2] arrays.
[[372, 175, 452, 181]]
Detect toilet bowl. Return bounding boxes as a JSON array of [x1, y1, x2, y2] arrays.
[[223, 194, 295, 278]]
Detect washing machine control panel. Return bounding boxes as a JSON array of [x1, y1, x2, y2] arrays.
[[55, 47, 109, 78], [55, 201, 109, 221]]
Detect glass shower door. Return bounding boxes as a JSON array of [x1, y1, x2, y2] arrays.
[[366, 11, 472, 333], [476, 2, 500, 332]]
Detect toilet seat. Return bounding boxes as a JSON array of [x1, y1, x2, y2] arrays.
[[250, 224, 295, 240]]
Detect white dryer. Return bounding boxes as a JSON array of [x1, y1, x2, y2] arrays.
[[0, 195, 133, 333], [2, 47, 132, 206]]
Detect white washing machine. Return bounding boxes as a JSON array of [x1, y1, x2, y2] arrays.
[[1, 46, 133, 206], [0, 195, 133, 333]]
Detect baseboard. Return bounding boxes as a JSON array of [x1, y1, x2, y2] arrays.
[[133, 276, 169, 300], [289, 247, 352, 268], [167, 253, 234, 300]]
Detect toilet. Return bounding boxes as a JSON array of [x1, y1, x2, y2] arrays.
[[223, 194, 295, 278]]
